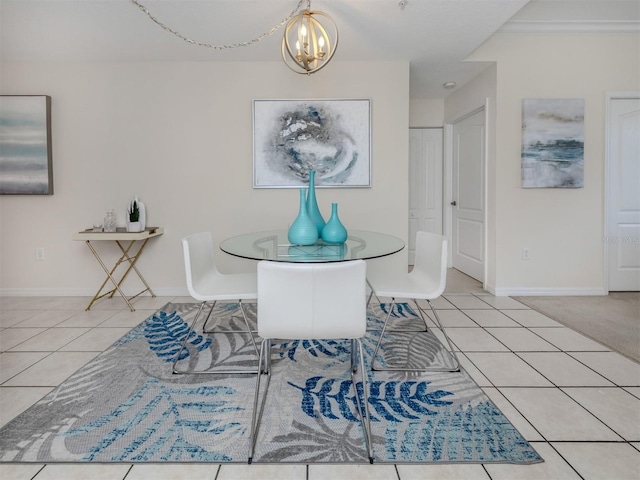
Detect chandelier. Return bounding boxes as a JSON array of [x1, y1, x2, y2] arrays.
[[281, 0, 339, 75], [130, 0, 338, 75]]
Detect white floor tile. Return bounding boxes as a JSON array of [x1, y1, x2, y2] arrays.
[[458, 354, 491, 386], [445, 328, 509, 352], [530, 327, 609, 352], [130, 296, 175, 310], [569, 351, 640, 386], [309, 463, 397, 480], [31, 463, 131, 480], [0, 351, 50, 384], [0, 328, 47, 351], [443, 295, 493, 309], [463, 310, 521, 327], [519, 352, 614, 387], [124, 464, 219, 480], [625, 387, 640, 399], [98, 309, 155, 328], [3, 351, 98, 386], [499, 387, 623, 441], [218, 464, 306, 480], [428, 296, 457, 309], [466, 352, 553, 387], [482, 388, 545, 441], [56, 309, 117, 327], [13, 310, 78, 328], [0, 310, 39, 328], [432, 309, 478, 327], [9, 327, 90, 352], [477, 295, 530, 309], [396, 463, 490, 479], [485, 328, 558, 352], [0, 464, 45, 480], [562, 387, 640, 441], [59, 328, 132, 351], [552, 442, 640, 480], [501, 309, 563, 327], [0, 386, 53, 428], [485, 442, 580, 479]]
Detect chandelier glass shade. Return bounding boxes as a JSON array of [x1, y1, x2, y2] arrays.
[[282, 7, 338, 75]]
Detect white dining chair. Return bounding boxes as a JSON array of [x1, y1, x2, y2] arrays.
[[248, 260, 373, 464], [173, 231, 259, 374], [367, 231, 460, 372]]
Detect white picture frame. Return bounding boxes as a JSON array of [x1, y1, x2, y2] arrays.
[[253, 99, 371, 188]]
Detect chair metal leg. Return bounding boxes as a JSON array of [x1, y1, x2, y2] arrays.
[[371, 297, 460, 373], [248, 338, 271, 464], [172, 300, 259, 375], [351, 338, 374, 463]]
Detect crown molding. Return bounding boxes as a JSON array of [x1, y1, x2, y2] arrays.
[[499, 20, 640, 35]]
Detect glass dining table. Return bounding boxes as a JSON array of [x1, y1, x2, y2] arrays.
[[220, 229, 405, 263]]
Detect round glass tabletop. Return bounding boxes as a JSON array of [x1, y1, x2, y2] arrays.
[[220, 230, 405, 263]]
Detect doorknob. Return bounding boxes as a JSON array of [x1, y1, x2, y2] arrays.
[[451, 201, 457, 206]]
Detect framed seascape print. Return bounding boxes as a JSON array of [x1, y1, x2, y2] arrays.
[[253, 98, 371, 188], [521, 98, 584, 188], [0, 95, 53, 195]]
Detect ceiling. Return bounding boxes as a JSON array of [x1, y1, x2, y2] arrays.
[[1, 0, 638, 98]]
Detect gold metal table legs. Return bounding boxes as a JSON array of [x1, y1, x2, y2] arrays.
[[83, 238, 156, 312]]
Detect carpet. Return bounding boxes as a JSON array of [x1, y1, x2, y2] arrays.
[[515, 292, 640, 362], [0, 302, 542, 465]]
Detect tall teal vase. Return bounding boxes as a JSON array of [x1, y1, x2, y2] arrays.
[[321, 203, 348, 243], [288, 188, 319, 245], [306, 170, 325, 236]]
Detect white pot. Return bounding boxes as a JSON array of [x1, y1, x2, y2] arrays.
[[126, 221, 142, 232]]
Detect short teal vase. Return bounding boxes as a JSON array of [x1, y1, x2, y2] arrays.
[[306, 170, 325, 236], [321, 203, 348, 244], [288, 188, 319, 245]]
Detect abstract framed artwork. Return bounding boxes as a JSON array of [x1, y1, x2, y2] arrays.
[[521, 98, 584, 188], [253, 99, 371, 188], [0, 95, 53, 195]]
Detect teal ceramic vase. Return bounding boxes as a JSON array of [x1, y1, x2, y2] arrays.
[[306, 170, 325, 235], [321, 203, 348, 243], [288, 188, 319, 245]]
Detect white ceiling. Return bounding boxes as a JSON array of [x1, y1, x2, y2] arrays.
[[1, 0, 638, 98]]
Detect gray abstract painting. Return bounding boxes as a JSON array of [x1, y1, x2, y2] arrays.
[[0, 96, 53, 195], [253, 99, 370, 187], [522, 98, 584, 188]]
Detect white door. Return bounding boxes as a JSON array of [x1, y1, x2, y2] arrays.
[[409, 128, 443, 264], [607, 96, 640, 291], [451, 109, 485, 281]]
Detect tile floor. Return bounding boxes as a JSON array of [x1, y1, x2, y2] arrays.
[[1, 271, 639, 480]]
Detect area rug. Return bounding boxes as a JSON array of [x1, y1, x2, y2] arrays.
[[0, 302, 542, 465]]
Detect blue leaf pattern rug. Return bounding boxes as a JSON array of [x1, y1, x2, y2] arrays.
[[0, 302, 542, 465]]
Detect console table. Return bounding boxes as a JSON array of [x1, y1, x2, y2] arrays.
[[73, 227, 164, 311]]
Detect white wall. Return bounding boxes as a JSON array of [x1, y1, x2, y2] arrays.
[[444, 64, 497, 290], [467, 34, 639, 295], [409, 99, 444, 127], [0, 61, 410, 296]]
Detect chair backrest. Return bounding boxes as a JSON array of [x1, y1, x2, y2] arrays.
[[182, 232, 219, 298], [257, 260, 367, 340], [412, 231, 448, 298]]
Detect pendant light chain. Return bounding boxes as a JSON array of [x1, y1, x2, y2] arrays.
[[130, 0, 306, 50]]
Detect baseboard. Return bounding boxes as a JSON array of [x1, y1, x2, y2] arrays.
[[493, 287, 608, 297], [0, 287, 189, 297]]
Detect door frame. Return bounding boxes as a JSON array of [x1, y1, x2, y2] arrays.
[[444, 102, 489, 288], [604, 91, 640, 293]]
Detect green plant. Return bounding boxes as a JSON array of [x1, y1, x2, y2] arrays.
[[128, 200, 140, 222]]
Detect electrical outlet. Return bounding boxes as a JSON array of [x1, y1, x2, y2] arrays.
[[35, 248, 45, 261], [522, 248, 530, 260]]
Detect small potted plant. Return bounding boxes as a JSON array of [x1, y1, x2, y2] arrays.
[[126, 199, 142, 232]]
